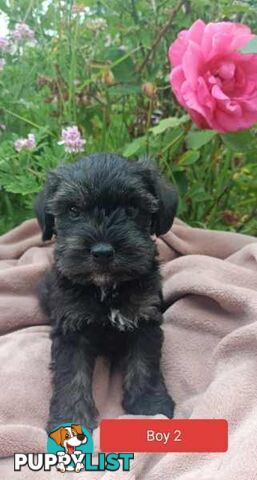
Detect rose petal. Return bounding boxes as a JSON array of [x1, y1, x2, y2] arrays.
[[181, 82, 210, 120], [189, 110, 209, 129], [207, 75, 222, 87], [213, 110, 240, 132], [211, 85, 229, 101], [168, 30, 188, 67], [168, 19, 205, 67], [240, 97, 257, 112], [187, 19, 205, 45], [223, 101, 242, 116], [214, 107, 257, 132], [196, 77, 215, 111], [170, 66, 186, 104], [218, 62, 235, 80], [182, 41, 203, 88]]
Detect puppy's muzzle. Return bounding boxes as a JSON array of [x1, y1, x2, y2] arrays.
[[91, 243, 114, 264]]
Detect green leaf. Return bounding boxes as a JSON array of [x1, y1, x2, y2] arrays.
[[240, 37, 257, 54], [190, 186, 211, 202], [108, 84, 141, 96], [0, 174, 39, 195], [104, 47, 136, 83], [123, 136, 146, 157], [161, 127, 185, 154], [221, 130, 255, 152], [186, 130, 216, 150], [149, 115, 189, 135], [173, 171, 188, 196], [178, 150, 200, 166], [223, 4, 254, 15]]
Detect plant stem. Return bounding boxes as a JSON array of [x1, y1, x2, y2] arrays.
[[78, 47, 141, 92], [68, 8, 79, 122], [2, 108, 54, 136], [138, 0, 184, 73]]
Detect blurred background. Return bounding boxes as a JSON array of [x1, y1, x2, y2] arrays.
[[0, 0, 257, 235]]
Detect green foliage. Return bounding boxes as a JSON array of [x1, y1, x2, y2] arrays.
[[221, 130, 256, 152], [240, 36, 257, 53], [149, 115, 189, 135], [0, 0, 257, 236], [187, 131, 217, 150]]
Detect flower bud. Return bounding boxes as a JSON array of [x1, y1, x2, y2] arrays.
[[142, 82, 157, 99], [102, 69, 115, 85]]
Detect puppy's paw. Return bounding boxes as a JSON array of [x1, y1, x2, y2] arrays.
[[47, 409, 99, 434], [77, 406, 100, 432], [123, 387, 175, 419], [56, 463, 65, 473], [83, 414, 99, 433], [75, 462, 84, 473]]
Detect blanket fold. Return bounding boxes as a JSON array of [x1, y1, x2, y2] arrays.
[[0, 218, 257, 479]]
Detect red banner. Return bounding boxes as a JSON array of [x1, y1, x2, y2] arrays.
[[100, 419, 228, 453]]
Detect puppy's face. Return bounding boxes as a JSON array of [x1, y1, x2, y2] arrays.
[[49, 425, 87, 454], [36, 154, 177, 286]]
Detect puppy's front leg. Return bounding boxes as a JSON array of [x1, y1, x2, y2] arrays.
[[122, 324, 175, 418], [47, 335, 98, 433]]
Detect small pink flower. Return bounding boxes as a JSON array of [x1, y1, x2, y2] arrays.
[[26, 133, 36, 149], [0, 124, 6, 131], [14, 138, 26, 151], [0, 58, 6, 71], [0, 37, 9, 51], [13, 23, 35, 42], [15, 133, 36, 152], [58, 126, 86, 153], [169, 19, 257, 133]]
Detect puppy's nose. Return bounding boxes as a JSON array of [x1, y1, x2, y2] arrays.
[[91, 243, 114, 262]]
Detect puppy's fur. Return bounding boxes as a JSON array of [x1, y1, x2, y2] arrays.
[[35, 153, 177, 432]]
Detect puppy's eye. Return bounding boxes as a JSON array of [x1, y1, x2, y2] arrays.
[[69, 206, 80, 218], [65, 433, 70, 439]]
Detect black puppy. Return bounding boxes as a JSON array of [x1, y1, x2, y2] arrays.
[[35, 153, 177, 432]]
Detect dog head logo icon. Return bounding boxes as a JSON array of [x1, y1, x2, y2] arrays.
[[47, 423, 93, 472]]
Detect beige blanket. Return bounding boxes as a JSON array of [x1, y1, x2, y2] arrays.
[[0, 218, 257, 479]]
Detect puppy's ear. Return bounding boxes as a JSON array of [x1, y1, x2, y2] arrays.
[[49, 427, 63, 445], [136, 159, 178, 237], [35, 190, 55, 241], [150, 174, 178, 236], [71, 424, 83, 435], [35, 171, 59, 241]]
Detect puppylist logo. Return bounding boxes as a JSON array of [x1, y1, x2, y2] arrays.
[[14, 423, 134, 473]]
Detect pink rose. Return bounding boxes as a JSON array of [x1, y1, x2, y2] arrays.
[[169, 19, 257, 133]]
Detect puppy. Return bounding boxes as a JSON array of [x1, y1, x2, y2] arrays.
[[35, 153, 177, 432], [50, 425, 87, 453], [49, 424, 87, 472]]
